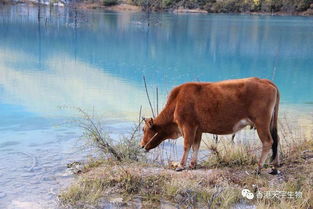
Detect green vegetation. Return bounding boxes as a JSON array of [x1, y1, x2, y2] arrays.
[[103, 0, 118, 6], [9, 0, 312, 15], [134, 0, 313, 14], [6, 0, 313, 14]]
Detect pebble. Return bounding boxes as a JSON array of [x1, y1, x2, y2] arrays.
[[110, 197, 126, 206]]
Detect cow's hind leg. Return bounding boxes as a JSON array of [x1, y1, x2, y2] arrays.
[[256, 124, 273, 174], [231, 134, 236, 143], [269, 126, 280, 175], [176, 126, 196, 172], [214, 135, 218, 143], [190, 131, 202, 169]]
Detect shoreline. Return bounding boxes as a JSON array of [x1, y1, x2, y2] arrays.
[[3, 1, 313, 16]]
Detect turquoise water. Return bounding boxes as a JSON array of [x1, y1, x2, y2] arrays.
[[0, 4, 313, 208]]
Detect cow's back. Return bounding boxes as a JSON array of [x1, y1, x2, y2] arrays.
[[172, 77, 278, 134]]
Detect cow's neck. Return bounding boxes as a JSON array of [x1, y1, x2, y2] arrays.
[[154, 104, 175, 128]]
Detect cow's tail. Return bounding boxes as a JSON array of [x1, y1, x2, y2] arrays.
[[270, 88, 280, 162]]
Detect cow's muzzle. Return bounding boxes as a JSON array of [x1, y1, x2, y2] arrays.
[[143, 133, 159, 151]]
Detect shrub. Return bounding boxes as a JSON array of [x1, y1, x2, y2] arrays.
[[114, 135, 146, 162], [201, 0, 313, 13], [262, 0, 283, 12], [67, 107, 145, 162], [103, 0, 118, 6], [182, 0, 208, 9], [279, 0, 295, 12], [208, 0, 256, 13], [294, 0, 313, 11], [162, 0, 174, 7], [132, 0, 162, 10], [211, 0, 240, 13]]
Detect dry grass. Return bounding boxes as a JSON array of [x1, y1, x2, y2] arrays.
[[59, 112, 313, 209], [59, 137, 313, 208], [203, 138, 258, 168], [59, 161, 243, 208]]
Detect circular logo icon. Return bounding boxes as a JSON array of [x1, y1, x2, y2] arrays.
[[246, 192, 254, 199], [241, 189, 250, 197], [241, 189, 254, 199]]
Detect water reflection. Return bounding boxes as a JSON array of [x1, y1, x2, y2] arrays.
[[0, 49, 147, 119]]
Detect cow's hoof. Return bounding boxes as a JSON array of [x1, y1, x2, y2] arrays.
[[189, 165, 197, 170], [175, 166, 185, 172], [269, 168, 280, 175]]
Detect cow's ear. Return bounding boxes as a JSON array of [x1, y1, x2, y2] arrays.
[[144, 118, 154, 128], [148, 118, 154, 127]]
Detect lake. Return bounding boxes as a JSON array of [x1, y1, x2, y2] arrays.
[[0, 4, 313, 208]]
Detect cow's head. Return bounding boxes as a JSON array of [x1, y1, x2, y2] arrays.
[[140, 117, 181, 151], [140, 117, 164, 151]]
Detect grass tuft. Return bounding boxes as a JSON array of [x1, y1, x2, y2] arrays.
[[203, 138, 258, 168]]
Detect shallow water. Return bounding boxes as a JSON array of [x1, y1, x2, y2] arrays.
[[0, 4, 313, 208]]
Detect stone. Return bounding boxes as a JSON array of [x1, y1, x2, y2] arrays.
[[109, 197, 126, 206]]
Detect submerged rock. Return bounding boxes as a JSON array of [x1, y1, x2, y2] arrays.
[[67, 161, 83, 174]]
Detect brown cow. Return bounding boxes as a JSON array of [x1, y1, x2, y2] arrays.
[[140, 77, 280, 174]]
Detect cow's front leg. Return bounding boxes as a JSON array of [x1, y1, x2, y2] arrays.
[[175, 145, 191, 171], [190, 131, 202, 169], [176, 126, 196, 172]]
